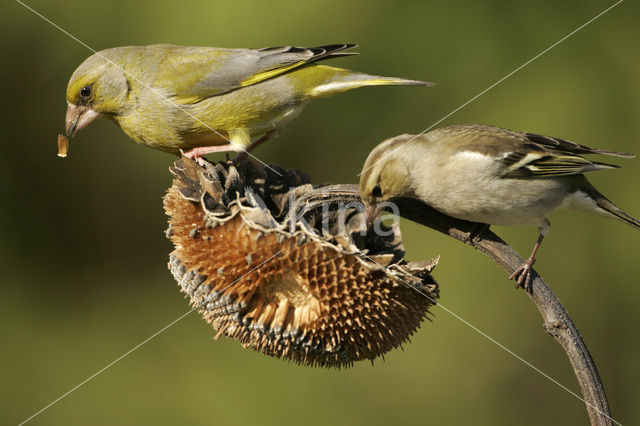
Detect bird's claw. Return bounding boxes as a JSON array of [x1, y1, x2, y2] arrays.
[[183, 148, 200, 159], [509, 258, 536, 293], [463, 222, 490, 245]]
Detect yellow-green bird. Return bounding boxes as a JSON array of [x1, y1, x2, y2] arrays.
[[65, 43, 432, 157]]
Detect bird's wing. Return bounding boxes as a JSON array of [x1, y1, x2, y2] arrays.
[[500, 131, 635, 179], [452, 126, 632, 179], [524, 132, 635, 159], [500, 149, 620, 179], [159, 44, 358, 104]]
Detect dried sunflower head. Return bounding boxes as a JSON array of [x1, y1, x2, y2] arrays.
[[164, 157, 439, 367]]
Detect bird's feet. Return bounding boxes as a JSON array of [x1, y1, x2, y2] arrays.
[[184, 144, 237, 159], [463, 222, 490, 245], [509, 256, 536, 292]]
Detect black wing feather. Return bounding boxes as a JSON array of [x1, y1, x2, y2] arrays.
[[525, 133, 634, 158]]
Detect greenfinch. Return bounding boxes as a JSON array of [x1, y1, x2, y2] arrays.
[[65, 44, 432, 157], [359, 124, 639, 288]]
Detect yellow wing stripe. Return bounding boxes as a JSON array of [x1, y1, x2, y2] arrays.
[[173, 95, 204, 105], [171, 61, 307, 104], [240, 61, 305, 86]]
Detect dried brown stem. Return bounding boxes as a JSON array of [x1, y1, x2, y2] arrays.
[[327, 184, 613, 426]]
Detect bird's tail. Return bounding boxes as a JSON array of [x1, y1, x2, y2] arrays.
[[579, 179, 640, 230], [305, 65, 433, 98]]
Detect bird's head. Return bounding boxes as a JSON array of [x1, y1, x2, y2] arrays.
[[359, 135, 415, 226], [65, 50, 130, 137]]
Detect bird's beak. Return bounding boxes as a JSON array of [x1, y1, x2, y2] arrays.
[[365, 203, 382, 227], [65, 103, 99, 137]]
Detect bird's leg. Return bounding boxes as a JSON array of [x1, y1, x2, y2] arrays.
[[509, 219, 550, 292], [233, 129, 280, 162], [463, 222, 490, 245], [184, 144, 238, 159]]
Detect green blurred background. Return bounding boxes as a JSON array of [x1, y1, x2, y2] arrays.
[[2, 0, 639, 424]]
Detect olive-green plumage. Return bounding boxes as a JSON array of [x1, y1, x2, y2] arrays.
[[65, 44, 432, 155]]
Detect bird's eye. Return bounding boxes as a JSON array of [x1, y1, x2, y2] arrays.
[[371, 185, 382, 198], [80, 86, 92, 98]]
